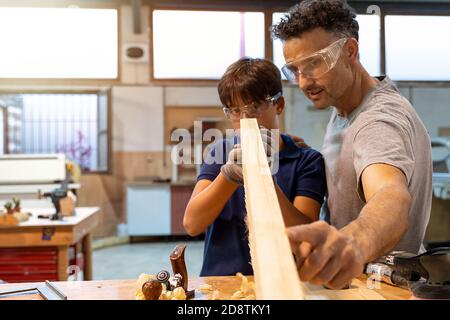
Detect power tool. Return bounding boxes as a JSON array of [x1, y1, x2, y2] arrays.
[[364, 247, 450, 299], [38, 164, 75, 221]]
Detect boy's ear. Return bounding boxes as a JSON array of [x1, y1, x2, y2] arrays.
[[276, 96, 285, 115]]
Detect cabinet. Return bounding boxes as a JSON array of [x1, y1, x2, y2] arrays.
[[127, 184, 195, 236], [170, 185, 195, 235], [127, 185, 171, 236]]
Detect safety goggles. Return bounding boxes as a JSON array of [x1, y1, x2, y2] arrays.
[[281, 38, 348, 84], [223, 92, 282, 121]]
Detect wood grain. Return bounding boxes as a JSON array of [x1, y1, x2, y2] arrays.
[[240, 118, 304, 300]]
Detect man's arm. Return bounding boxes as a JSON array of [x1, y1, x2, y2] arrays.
[[183, 174, 239, 237], [286, 163, 411, 289], [341, 163, 411, 262]]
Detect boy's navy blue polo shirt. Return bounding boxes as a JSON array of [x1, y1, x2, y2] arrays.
[[197, 134, 327, 276]]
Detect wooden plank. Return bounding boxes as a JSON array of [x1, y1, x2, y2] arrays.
[[240, 118, 304, 300], [240, 119, 386, 300]]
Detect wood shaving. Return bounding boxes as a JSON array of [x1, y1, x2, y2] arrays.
[[210, 290, 221, 300], [231, 290, 245, 300], [234, 273, 255, 300], [135, 292, 146, 300], [171, 287, 187, 300], [198, 284, 214, 293]]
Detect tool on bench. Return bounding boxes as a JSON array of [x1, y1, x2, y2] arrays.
[[143, 244, 195, 300], [37, 164, 75, 221], [0, 280, 67, 300], [170, 244, 194, 297], [364, 247, 450, 299]]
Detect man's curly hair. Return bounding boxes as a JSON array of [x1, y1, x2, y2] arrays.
[[272, 0, 359, 41]]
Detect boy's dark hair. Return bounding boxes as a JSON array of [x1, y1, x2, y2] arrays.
[[272, 0, 359, 41], [218, 57, 282, 108]]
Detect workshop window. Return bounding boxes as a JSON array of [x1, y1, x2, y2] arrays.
[[0, 92, 111, 173], [385, 15, 450, 81], [0, 7, 118, 79], [272, 13, 381, 78], [152, 10, 265, 80]]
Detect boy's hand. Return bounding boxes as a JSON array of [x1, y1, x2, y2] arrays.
[[220, 144, 244, 185], [220, 128, 276, 185]]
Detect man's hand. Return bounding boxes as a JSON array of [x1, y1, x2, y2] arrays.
[[286, 221, 366, 289], [221, 128, 276, 185], [287, 134, 309, 148]]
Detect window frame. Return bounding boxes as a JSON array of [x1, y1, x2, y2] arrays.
[[349, 1, 450, 86], [148, 1, 450, 87], [0, 3, 122, 86], [149, 5, 275, 86], [382, 11, 450, 85], [0, 88, 112, 175]]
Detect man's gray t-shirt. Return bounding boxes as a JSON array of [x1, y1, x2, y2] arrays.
[[321, 76, 432, 254]]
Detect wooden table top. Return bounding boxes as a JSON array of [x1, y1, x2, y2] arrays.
[[0, 276, 412, 300], [3, 207, 100, 228], [0, 207, 100, 247]]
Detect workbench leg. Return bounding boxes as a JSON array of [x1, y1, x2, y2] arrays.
[[82, 233, 93, 281], [57, 246, 69, 281]]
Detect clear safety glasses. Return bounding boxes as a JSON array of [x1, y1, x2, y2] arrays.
[[223, 92, 282, 121], [281, 38, 348, 84]]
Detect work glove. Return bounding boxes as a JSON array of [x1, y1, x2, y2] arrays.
[[220, 127, 278, 185]]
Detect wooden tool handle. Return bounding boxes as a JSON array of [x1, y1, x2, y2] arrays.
[[170, 244, 188, 291]]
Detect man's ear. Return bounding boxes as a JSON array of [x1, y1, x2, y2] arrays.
[[345, 38, 359, 63], [276, 96, 285, 115]]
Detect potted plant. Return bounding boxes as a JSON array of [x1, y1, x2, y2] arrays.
[[4, 202, 14, 214], [12, 198, 21, 213]]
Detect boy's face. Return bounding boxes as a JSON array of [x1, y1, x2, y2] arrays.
[[227, 95, 283, 130]]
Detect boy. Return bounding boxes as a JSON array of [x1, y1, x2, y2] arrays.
[[183, 57, 327, 276]]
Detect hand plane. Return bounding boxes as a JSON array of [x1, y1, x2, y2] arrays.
[[154, 244, 195, 299]]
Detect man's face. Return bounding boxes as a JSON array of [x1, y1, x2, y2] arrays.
[[283, 28, 353, 110]]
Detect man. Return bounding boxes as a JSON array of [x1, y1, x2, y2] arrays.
[[272, 0, 432, 289]]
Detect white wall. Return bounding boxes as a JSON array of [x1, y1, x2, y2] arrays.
[[164, 86, 221, 107], [112, 86, 164, 152], [409, 87, 450, 137], [120, 4, 150, 85]]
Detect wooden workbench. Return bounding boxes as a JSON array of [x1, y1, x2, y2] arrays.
[[0, 207, 99, 282], [0, 276, 412, 300]]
